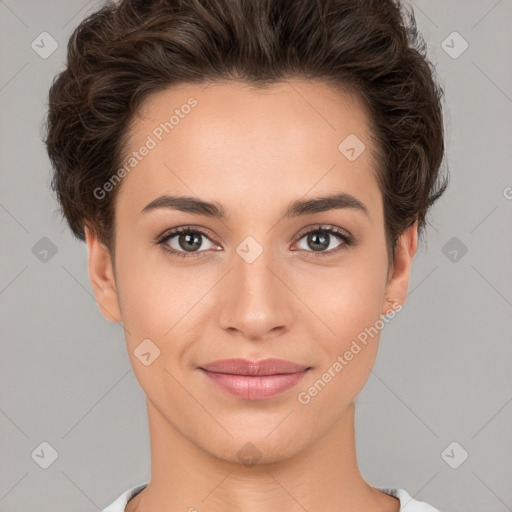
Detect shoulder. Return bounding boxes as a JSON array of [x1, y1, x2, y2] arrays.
[[101, 482, 149, 512], [375, 487, 443, 512]]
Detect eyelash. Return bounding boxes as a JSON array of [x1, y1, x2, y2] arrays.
[[155, 224, 353, 259]]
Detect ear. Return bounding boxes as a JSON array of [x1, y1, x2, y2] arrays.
[[381, 220, 418, 317], [84, 225, 122, 323]]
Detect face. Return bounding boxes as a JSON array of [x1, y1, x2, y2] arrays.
[[86, 80, 417, 464]]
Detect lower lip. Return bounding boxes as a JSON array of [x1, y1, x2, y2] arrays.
[[200, 368, 310, 400]]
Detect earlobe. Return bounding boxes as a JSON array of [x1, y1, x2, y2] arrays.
[[84, 225, 122, 323], [381, 220, 418, 317]]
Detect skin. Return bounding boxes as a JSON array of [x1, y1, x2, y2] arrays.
[[85, 80, 417, 512]]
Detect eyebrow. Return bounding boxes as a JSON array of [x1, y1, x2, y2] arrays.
[[140, 192, 369, 219]]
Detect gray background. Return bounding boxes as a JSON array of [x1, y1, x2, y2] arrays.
[[1, 0, 511, 510]]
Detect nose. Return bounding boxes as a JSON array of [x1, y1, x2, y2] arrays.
[[217, 246, 294, 341]]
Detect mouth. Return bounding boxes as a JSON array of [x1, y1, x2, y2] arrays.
[[198, 358, 312, 400]]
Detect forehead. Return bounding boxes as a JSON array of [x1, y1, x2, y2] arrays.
[[116, 80, 382, 221]]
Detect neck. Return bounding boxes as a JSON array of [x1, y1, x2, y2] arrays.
[[126, 400, 399, 512]]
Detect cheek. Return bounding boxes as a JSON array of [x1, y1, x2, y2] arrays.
[[115, 271, 190, 404], [298, 251, 387, 398], [113, 243, 213, 372], [303, 255, 387, 343], [296, 267, 385, 422], [114, 237, 189, 334], [112, 243, 182, 365]]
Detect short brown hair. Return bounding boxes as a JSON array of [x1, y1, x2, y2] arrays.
[[44, 0, 449, 266]]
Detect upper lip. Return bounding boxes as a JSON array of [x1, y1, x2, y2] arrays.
[[199, 358, 311, 376]]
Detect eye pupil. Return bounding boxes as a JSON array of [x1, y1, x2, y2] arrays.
[[179, 232, 202, 252], [308, 231, 329, 251]]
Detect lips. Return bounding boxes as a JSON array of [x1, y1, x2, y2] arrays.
[[198, 358, 311, 400], [199, 358, 310, 376]]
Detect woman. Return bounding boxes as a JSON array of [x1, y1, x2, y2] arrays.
[[44, 0, 448, 510]]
